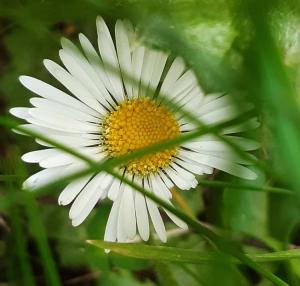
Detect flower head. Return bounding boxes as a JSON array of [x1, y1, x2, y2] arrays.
[[10, 17, 259, 243]]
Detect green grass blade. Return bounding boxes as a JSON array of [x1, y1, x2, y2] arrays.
[[8, 199, 36, 286], [24, 194, 62, 286], [88, 241, 300, 264], [0, 174, 18, 181], [196, 179, 292, 195]]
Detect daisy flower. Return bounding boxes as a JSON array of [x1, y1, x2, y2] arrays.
[[10, 17, 259, 243]]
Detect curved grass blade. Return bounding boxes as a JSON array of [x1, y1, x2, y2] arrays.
[[88, 241, 300, 264], [196, 179, 292, 195]]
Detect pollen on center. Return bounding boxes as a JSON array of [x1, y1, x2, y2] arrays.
[[102, 98, 180, 176]]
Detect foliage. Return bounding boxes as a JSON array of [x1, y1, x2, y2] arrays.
[[1, 0, 300, 285]]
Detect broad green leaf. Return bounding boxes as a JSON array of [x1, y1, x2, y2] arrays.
[[222, 168, 268, 239]]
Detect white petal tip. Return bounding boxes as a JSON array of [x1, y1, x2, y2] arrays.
[[96, 16, 104, 23], [59, 201, 69, 206], [43, 59, 52, 68], [19, 75, 27, 83], [160, 237, 167, 243], [246, 173, 258, 180], [71, 219, 81, 227], [181, 223, 189, 231], [21, 154, 29, 162], [60, 37, 69, 46], [78, 33, 86, 41], [140, 233, 150, 242], [58, 196, 70, 206], [9, 108, 18, 117]]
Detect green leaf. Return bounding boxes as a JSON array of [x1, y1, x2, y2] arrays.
[[222, 168, 268, 239], [87, 241, 300, 264]]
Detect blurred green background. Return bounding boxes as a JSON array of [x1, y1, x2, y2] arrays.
[[1, 0, 300, 285]]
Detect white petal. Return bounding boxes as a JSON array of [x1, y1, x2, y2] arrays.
[[39, 147, 103, 168], [171, 164, 196, 182], [58, 174, 93, 206], [104, 194, 122, 242], [19, 76, 98, 117], [37, 134, 98, 148], [43, 59, 105, 114], [139, 49, 157, 97], [164, 167, 194, 190], [183, 139, 229, 152], [14, 123, 68, 137], [69, 173, 106, 220], [223, 118, 260, 134], [72, 174, 113, 226], [132, 46, 145, 97], [199, 105, 244, 125], [115, 20, 133, 98], [227, 136, 260, 151], [121, 185, 136, 239], [165, 210, 188, 230], [150, 174, 171, 200], [157, 171, 174, 189], [28, 108, 99, 133], [202, 93, 223, 104], [134, 189, 149, 241], [10, 107, 31, 120], [174, 85, 203, 113], [180, 150, 257, 179], [96, 16, 124, 102], [79, 33, 116, 101], [23, 166, 67, 190], [107, 177, 122, 201], [148, 52, 168, 96], [59, 47, 113, 108], [146, 195, 166, 242], [160, 57, 185, 98], [197, 94, 233, 116], [172, 70, 198, 100], [178, 150, 214, 175], [117, 191, 127, 242], [22, 149, 58, 163], [30, 97, 99, 124], [185, 136, 259, 151], [149, 176, 187, 230]]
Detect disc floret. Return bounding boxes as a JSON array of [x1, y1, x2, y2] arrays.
[[102, 98, 180, 175]]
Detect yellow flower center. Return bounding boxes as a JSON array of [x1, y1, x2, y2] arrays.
[[102, 98, 180, 176]]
